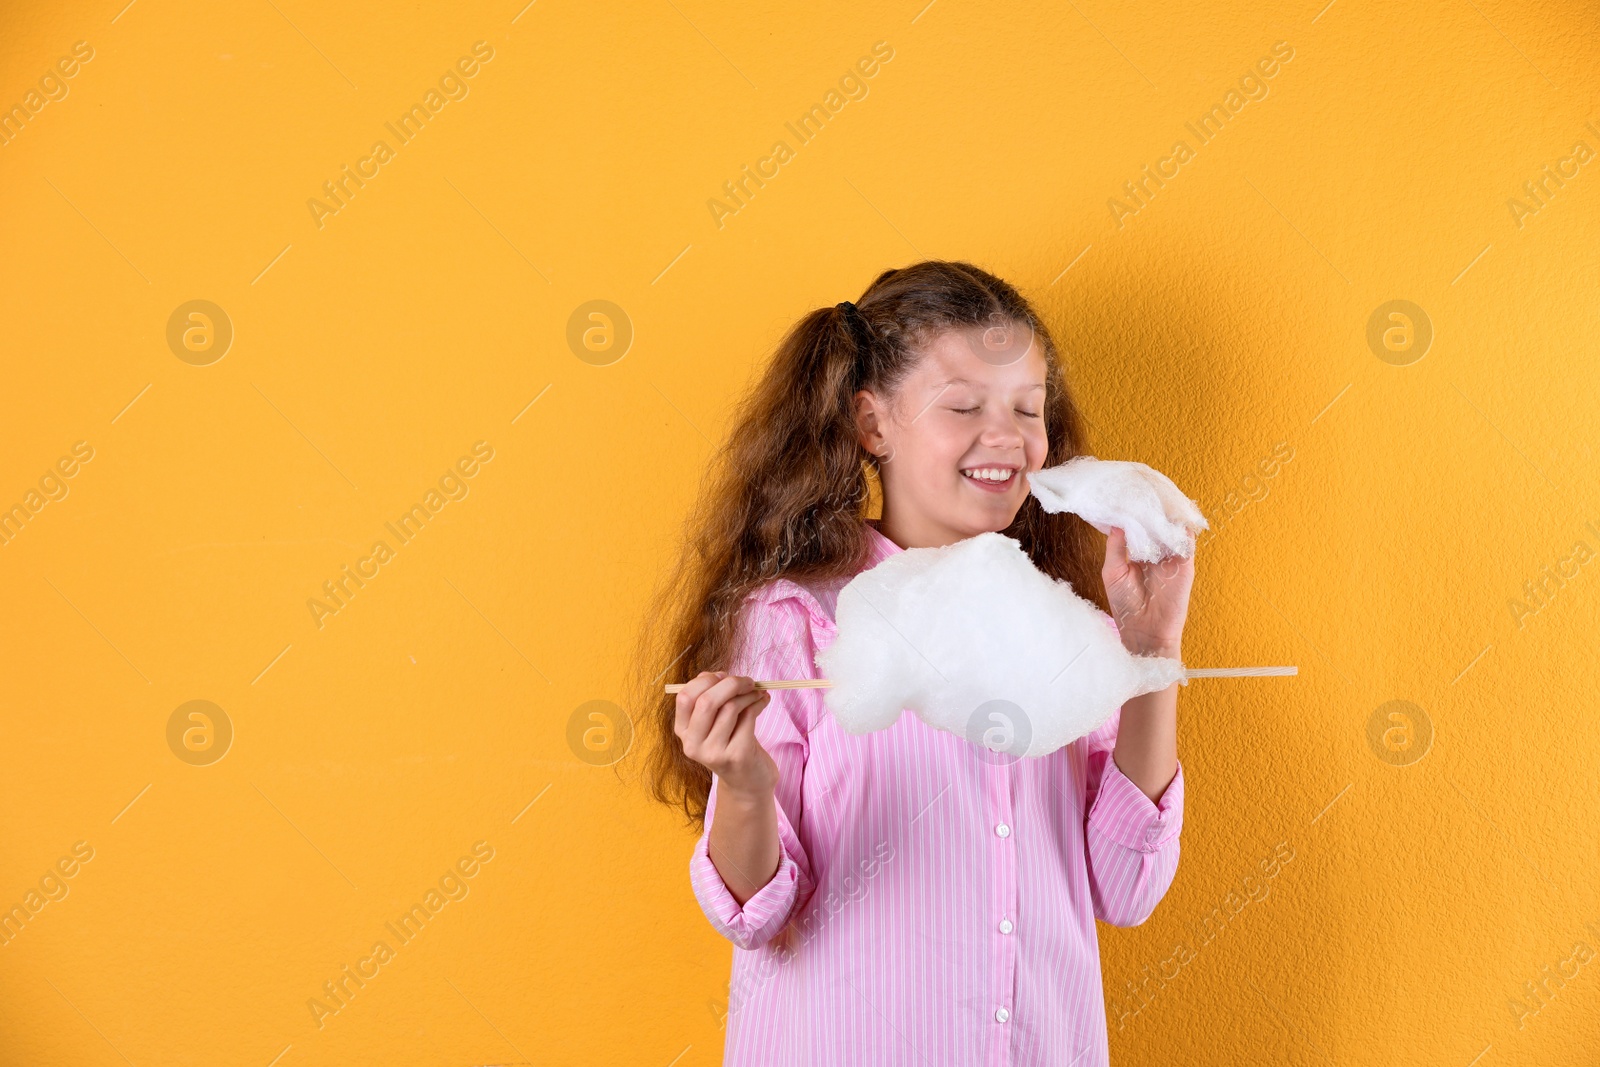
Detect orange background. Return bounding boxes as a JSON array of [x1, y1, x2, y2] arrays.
[[1, 1, 1598, 1064]]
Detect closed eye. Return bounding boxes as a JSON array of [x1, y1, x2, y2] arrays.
[[949, 406, 980, 415], [949, 406, 1042, 418]]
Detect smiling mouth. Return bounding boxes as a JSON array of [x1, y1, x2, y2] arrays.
[[960, 466, 1019, 492]]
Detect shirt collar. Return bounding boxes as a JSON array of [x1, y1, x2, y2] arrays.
[[863, 520, 904, 568]]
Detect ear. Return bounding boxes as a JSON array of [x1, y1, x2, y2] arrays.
[[852, 389, 888, 457]]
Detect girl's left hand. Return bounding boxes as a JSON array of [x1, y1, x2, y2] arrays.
[[1101, 526, 1195, 657]]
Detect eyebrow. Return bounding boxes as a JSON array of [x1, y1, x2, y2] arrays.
[[932, 377, 1046, 392]]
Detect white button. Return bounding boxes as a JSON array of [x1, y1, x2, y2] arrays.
[[995, 1007, 1010, 1023], [995, 823, 1011, 838], [999, 919, 1014, 934]]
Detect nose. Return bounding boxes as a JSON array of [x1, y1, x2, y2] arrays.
[[976, 407, 1028, 450]]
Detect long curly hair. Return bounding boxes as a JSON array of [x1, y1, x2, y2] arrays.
[[629, 260, 1106, 827]]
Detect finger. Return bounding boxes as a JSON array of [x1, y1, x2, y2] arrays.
[[674, 671, 723, 737], [1153, 549, 1190, 580], [707, 688, 766, 751], [1102, 526, 1129, 570], [727, 690, 771, 751], [1148, 553, 1192, 592], [1160, 558, 1197, 602], [690, 673, 750, 736], [700, 701, 741, 755], [680, 670, 733, 742], [703, 672, 753, 714]]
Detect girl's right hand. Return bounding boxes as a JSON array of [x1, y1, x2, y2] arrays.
[[674, 671, 778, 800]]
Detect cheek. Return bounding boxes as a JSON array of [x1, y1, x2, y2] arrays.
[[917, 445, 964, 485], [902, 422, 966, 474], [1026, 427, 1049, 466]]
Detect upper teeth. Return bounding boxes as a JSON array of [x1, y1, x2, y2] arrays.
[[963, 468, 1012, 481]]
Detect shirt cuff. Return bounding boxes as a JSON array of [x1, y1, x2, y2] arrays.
[[1087, 757, 1184, 854], [689, 820, 803, 950]]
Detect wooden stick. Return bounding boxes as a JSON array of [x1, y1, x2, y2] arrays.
[[664, 666, 1296, 693]]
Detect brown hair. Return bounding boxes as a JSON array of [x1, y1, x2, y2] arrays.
[[628, 260, 1106, 827]]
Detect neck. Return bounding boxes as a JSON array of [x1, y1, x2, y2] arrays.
[[874, 505, 963, 550]]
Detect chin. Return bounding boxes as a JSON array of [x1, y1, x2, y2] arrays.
[[956, 507, 1022, 537]]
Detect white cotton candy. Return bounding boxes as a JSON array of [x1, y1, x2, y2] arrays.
[[1026, 455, 1208, 563], [813, 532, 1186, 759]]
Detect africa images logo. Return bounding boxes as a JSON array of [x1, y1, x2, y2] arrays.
[[306, 41, 496, 229]]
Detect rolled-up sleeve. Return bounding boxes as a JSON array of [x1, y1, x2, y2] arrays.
[[688, 586, 823, 950], [1081, 641, 1185, 927]]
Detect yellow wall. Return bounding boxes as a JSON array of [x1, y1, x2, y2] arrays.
[[2, 1, 1597, 1063]]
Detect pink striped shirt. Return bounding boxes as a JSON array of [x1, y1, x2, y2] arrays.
[[689, 521, 1185, 1066]]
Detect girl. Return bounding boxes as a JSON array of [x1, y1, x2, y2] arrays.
[[635, 260, 1195, 1066]]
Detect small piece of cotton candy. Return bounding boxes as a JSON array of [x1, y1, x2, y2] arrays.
[[813, 531, 1186, 759], [1026, 455, 1208, 563]]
